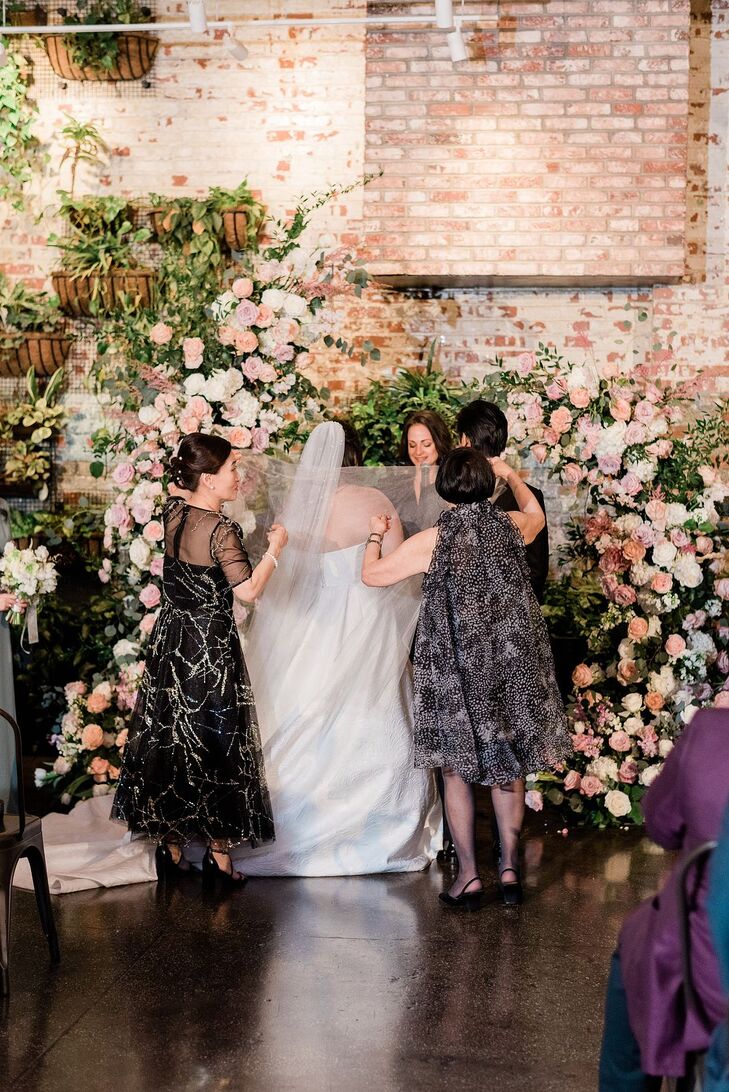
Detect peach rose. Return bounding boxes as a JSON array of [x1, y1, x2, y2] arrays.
[[254, 304, 274, 327], [86, 692, 110, 715], [229, 426, 252, 448], [696, 536, 713, 555], [232, 277, 253, 299], [89, 756, 109, 776], [580, 775, 603, 798], [142, 520, 164, 544], [562, 463, 585, 486], [651, 572, 673, 595], [532, 444, 548, 464], [610, 399, 632, 422], [645, 499, 667, 525], [218, 325, 237, 347], [81, 723, 104, 750], [609, 730, 632, 753], [645, 691, 665, 712], [139, 611, 158, 636], [549, 407, 573, 435], [234, 331, 259, 355], [572, 664, 594, 688], [665, 634, 686, 658], [182, 336, 205, 365], [623, 540, 646, 563], [715, 578, 729, 601], [108, 765, 121, 780], [149, 322, 173, 345], [564, 770, 581, 792], [618, 659, 638, 685], [569, 387, 591, 409], [714, 691, 729, 709], [116, 728, 129, 750], [628, 617, 649, 640], [139, 584, 161, 609]]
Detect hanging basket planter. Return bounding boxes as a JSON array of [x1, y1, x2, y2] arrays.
[[110, 268, 156, 309], [9, 6, 47, 26], [51, 272, 112, 318], [44, 31, 159, 82], [0, 333, 73, 378], [222, 208, 251, 252]]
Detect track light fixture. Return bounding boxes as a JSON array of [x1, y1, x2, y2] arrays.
[[186, 0, 207, 34], [224, 26, 248, 62], [447, 17, 468, 63], [434, 0, 455, 31]]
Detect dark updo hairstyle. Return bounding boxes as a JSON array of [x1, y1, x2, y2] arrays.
[[435, 448, 495, 505], [455, 399, 508, 458], [169, 432, 232, 491], [336, 419, 364, 468], [399, 410, 453, 466]]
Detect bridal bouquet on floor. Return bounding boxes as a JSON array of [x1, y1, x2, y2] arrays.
[[0, 541, 58, 642]]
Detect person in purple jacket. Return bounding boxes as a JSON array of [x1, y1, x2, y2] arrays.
[[599, 707, 729, 1091]]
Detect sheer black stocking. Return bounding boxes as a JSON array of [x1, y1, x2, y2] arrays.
[[442, 767, 482, 897], [490, 778, 525, 877]]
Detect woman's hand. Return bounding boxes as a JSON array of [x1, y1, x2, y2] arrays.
[[369, 514, 391, 537], [489, 456, 514, 482], [0, 593, 22, 613], [267, 524, 288, 555]]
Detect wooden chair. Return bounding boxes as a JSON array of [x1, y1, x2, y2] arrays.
[[0, 705, 59, 995]]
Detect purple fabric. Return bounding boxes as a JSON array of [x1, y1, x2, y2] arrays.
[[619, 708, 729, 1078]]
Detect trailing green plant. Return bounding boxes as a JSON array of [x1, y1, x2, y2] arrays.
[[346, 343, 499, 465], [58, 115, 108, 195], [0, 274, 66, 346], [57, 0, 152, 73], [0, 41, 45, 210]]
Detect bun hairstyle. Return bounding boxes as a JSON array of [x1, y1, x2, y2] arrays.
[[168, 433, 232, 491]]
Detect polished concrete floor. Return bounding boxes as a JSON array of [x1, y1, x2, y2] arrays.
[[2, 796, 671, 1092]]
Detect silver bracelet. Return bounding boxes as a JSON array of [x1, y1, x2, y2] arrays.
[[264, 552, 279, 569]]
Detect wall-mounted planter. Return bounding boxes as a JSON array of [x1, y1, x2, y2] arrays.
[[110, 268, 156, 309], [52, 269, 156, 317], [8, 5, 47, 26], [44, 31, 158, 82], [0, 332, 72, 378], [222, 208, 250, 252]]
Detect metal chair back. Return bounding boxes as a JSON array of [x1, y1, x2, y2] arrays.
[[0, 705, 25, 837]]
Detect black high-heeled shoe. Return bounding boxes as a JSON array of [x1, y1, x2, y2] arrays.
[[438, 876, 483, 912], [155, 843, 189, 880], [498, 866, 523, 906], [202, 846, 247, 890], [436, 840, 458, 866]]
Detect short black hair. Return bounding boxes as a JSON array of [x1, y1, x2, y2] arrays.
[[435, 448, 495, 505], [456, 400, 508, 457]]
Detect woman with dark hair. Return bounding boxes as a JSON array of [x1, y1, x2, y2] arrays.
[[398, 410, 453, 539], [113, 432, 288, 888], [362, 448, 568, 907]]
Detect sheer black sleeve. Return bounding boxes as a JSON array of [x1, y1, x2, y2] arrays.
[[210, 518, 253, 588]]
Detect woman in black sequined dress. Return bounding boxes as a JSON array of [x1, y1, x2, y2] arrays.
[[113, 433, 287, 886]]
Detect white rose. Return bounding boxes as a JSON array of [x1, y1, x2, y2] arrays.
[[138, 404, 161, 427], [681, 703, 699, 724], [261, 288, 286, 312], [34, 768, 47, 787], [183, 373, 208, 396], [622, 693, 644, 713], [658, 739, 674, 758], [283, 293, 308, 318], [672, 555, 703, 589], [114, 638, 140, 661], [53, 756, 71, 776], [623, 715, 644, 735], [640, 764, 662, 787], [630, 562, 655, 587], [210, 290, 238, 322], [61, 792, 72, 806], [236, 510, 256, 536], [605, 790, 632, 818], [652, 540, 677, 568], [618, 638, 635, 660], [665, 502, 689, 527], [129, 537, 152, 570], [647, 616, 662, 638], [615, 514, 643, 533]]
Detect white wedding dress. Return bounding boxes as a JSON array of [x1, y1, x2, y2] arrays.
[[233, 540, 441, 877]]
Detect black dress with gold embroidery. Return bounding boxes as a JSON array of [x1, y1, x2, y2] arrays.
[[112, 498, 275, 847]]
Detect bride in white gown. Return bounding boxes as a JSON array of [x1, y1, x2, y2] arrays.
[[15, 422, 440, 892], [231, 421, 441, 876]]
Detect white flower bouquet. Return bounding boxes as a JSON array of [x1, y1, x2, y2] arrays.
[[0, 541, 58, 631]]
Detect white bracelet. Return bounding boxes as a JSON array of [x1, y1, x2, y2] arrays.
[[264, 552, 278, 569]]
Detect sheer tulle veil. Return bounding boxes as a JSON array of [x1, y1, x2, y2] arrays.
[[228, 421, 446, 725]]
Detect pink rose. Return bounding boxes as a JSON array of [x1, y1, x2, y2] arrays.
[[516, 352, 536, 376], [524, 400, 543, 426], [179, 414, 201, 436], [131, 501, 154, 526], [274, 343, 295, 364], [614, 584, 637, 606], [572, 663, 594, 688], [242, 356, 262, 381], [139, 610, 158, 635], [187, 395, 210, 419], [684, 610, 707, 631], [617, 658, 638, 685], [618, 759, 638, 784], [532, 444, 548, 464], [634, 399, 655, 423], [563, 770, 581, 792], [695, 536, 713, 555], [182, 337, 204, 368], [525, 789, 543, 811], [645, 498, 667, 525], [665, 634, 686, 658], [569, 387, 591, 409], [142, 520, 164, 544], [611, 399, 632, 422], [714, 691, 729, 709], [609, 730, 632, 753], [81, 724, 104, 750], [628, 616, 649, 640], [235, 331, 259, 355], [218, 325, 237, 347], [580, 775, 603, 798], [549, 407, 573, 435], [597, 454, 622, 477], [149, 322, 173, 345], [250, 427, 270, 453], [116, 727, 129, 750], [619, 472, 642, 497], [599, 547, 627, 575], [255, 304, 275, 327], [86, 692, 110, 715], [229, 426, 252, 448], [624, 540, 646, 563], [98, 566, 111, 585], [257, 362, 277, 383], [717, 651, 729, 676], [648, 439, 672, 459], [562, 463, 584, 486], [715, 578, 729, 601], [112, 463, 135, 487], [150, 461, 164, 479], [234, 300, 259, 327], [232, 277, 254, 299], [543, 427, 560, 446], [89, 756, 109, 776], [139, 583, 161, 609], [65, 681, 87, 699], [697, 465, 717, 486], [651, 572, 673, 594], [150, 556, 164, 577], [545, 381, 564, 401], [670, 528, 691, 549], [624, 422, 647, 446]]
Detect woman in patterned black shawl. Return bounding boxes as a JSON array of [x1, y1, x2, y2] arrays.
[[113, 433, 287, 888], [362, 447, 568, 908]]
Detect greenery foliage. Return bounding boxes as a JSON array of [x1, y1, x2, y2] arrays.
[[0, 42, 44, 210], [58, 0, 152, 73], [0, 274, 66, 344]]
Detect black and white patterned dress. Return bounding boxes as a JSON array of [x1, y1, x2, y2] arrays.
[[112, 499, 275, 847], [413, 501, 569, 785]]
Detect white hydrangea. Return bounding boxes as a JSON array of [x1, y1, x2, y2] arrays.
[[183, 373, 208, 396], [283, 293, 309, 318], [227, 390, 261, 429], [649, 665, 678, 697], [665, 502, 689, 527], [587, 757, 619, 783], [672, 554, 703, 588], [605, 789, 632, 818], [688, 631, 717, 658], [114, 638, 140, 662], [627, 459, 657, 483], [261, 288, 286, 312], [630, 562, 655, 587], [595, 420, 628, 458]]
